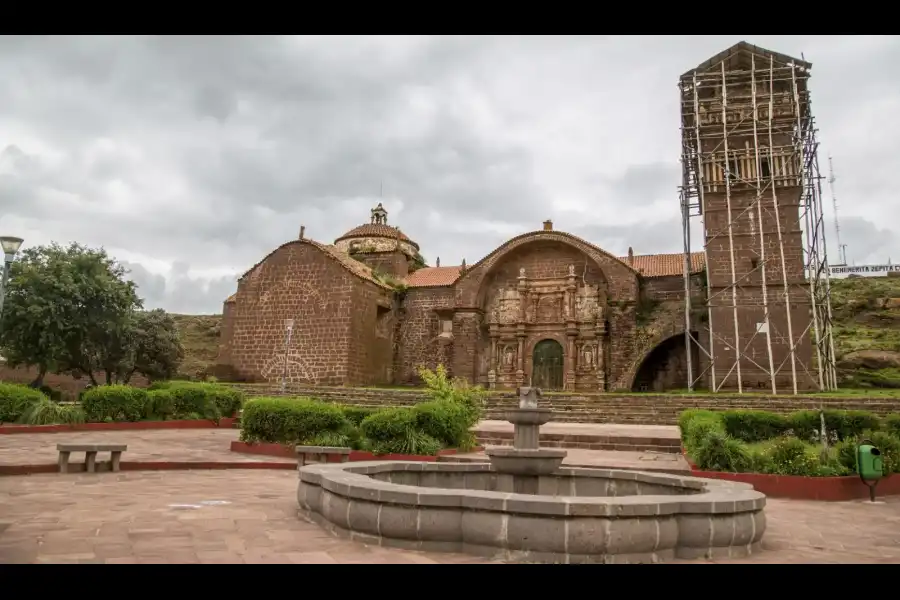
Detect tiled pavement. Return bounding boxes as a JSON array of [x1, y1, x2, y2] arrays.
[[0, 429, 294, 466], [2, 470, 900, 564], [0, 428, 687, 471]]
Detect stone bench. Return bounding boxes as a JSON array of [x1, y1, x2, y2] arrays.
[[57, 444, 128, 474], [296, 445, 351, 467]]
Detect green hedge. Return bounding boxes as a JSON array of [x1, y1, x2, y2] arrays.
[[237, 366, 484, 456], [240, 397, 351, 446], [680, 408, 900, 477], [76, 382, 245, 424], [0, 382, 50, 423]]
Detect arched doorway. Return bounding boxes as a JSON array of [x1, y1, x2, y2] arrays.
[[532, 339, 564, 390], [631, 333, 701, 392]]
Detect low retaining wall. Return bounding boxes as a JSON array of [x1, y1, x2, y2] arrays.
[[0, 418, 238, 435], [683, 447, 900, 501], [230, 440, 480, 462], [690, 469, 900, 502], [223, 383, 900, 419]]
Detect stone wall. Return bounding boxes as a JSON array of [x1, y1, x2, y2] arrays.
[[224, 242, 385, 386], [226, 383, 900, 425], [395, 287, 454, 384]]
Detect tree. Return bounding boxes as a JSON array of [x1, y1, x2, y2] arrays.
[[0, 243, 141, 386], [126, 309, 184, 383]]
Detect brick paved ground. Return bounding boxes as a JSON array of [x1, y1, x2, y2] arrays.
[[0, 429, 293, 466], [2, 470, 899, 564], [0, 427, 687, 472]]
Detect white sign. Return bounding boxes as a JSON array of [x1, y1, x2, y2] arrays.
[[284, 319, 295, 330], [828, 264, 899, 279]]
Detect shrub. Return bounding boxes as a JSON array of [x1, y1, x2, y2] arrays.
[[81, 385, 149, 422], [360, 407, 443, 456], [837, 431, 900, 476], [21, 397, 85, 425], [691, 430, 752, 472], [765, 437, 820, 476], [720, 410, 791, 443], [0, 382, 46, 423], [884, 414, 900, 439], [414, 401, 476, 450], [678, 409, 725, 453], [145, 389, 176, 420], [789, 410, 881, 443], [153, 381, 244, 419], [418, 364, 485, 426], [240, 397, 349, 445], [341, 406, 379, 426]]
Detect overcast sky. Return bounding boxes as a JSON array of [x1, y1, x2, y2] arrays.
[[1, 35, 897, 314]]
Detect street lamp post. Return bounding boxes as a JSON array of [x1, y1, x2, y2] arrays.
[[0, 236, 24, 324]]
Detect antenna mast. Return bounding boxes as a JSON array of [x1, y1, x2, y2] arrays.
[[827, 156, 848, 265]]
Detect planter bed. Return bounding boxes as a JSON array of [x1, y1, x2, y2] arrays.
[[0, 417, 238, 435], [230, 440, 482, 462], [682, 446, 900, 501]]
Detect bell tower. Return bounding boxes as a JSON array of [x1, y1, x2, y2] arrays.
[[678, 42, 835, 394]]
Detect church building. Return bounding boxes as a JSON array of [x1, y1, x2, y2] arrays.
[[215, 203, 705, 392]]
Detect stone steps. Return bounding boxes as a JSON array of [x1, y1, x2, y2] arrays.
[[474, 433, 680, 454]]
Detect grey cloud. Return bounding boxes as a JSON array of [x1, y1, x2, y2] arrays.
[[1, 36, 897, 313]]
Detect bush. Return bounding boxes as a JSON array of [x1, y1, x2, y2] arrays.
[[720, 410, 791, 443], [418, 365, 484, 427], [341, 406, 379, 426], [360, 407, 443, 455], [157, 382, 244, 419], [692, 430, 752, 472], [679, 409, 725, 453], [240, 397, 349, 445], [0, 382, 46, 423], [836, 431, 900, 476], [145, 389, 176, 420], [765, 437, 821, 476], [81, 385, 149, 422], [414, 401, 476, 450], [884, 414, 900, 439], [21, 397, 85, 425], [789, 410, 881, 443]]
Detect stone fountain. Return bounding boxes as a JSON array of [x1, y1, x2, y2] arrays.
[[484, 387, 567, 493], [297, 387, 768, 563]]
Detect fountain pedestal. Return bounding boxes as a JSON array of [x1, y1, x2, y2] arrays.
[[485, 387, 567, 494]]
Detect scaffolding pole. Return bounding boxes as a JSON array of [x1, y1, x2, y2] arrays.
[[678, 46, 836, 394]]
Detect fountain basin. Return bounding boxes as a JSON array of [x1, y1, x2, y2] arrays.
[[483, 447, 566, 476], [297, 461, 767, 564]]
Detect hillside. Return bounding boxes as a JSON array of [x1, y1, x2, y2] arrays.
[[172, 275, 900, 388]]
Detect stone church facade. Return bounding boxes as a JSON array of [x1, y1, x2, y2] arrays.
[[215, 203, 706, 392]]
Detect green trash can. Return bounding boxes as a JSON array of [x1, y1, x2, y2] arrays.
[[857, 444, 884, 481]]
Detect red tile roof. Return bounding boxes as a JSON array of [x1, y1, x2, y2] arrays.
[[624, 252, 705, 277], [335, 223, 419, 250], [402, 253, 704, 289], [405, 266, 463, 288]]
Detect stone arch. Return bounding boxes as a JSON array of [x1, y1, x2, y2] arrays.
[[629, 332, 701, 392], [452, 231, 640, 309], [473, 236, 612, 311]]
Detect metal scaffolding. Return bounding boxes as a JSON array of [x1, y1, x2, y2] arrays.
[[678, 43, 837, 394]]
